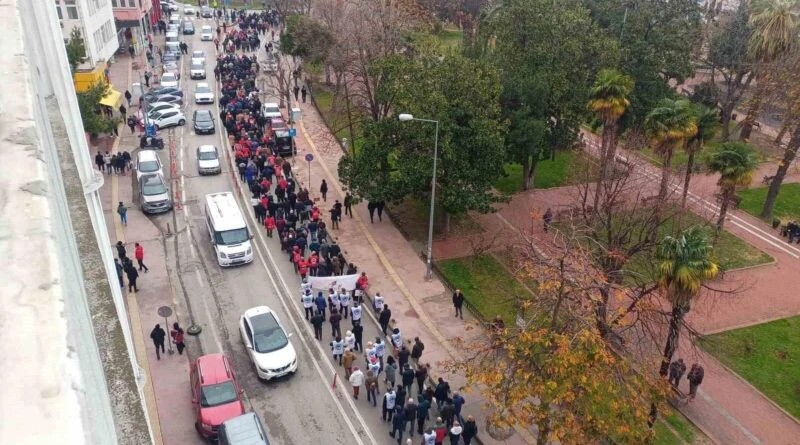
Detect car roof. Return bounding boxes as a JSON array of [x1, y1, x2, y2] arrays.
[[137, 150, 159, 162], [202, 25, 212, 30], [243, 306, 278, 328], [141, 173, 165, 185], [193, 50, 203, 55], [196, 354, 234, 386], [198, 145, 217, 152], [162, 72, 177, 78], [264, 103, 279, 108], [194, 109, 212, 117], [197, 82, 210, 88]]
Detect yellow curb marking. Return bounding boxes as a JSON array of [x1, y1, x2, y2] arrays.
[[110, 55, 165, 445], [296, 108, 536, 443]]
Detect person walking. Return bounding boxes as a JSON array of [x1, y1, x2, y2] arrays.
[[293, 85, 300, 101], [310, 310, 324, 341], [329, 307, 342, 338], [687, 363, 704, 400], [375, 337, 386, 370], [434, 378, 451, 410], [411, 337, 424, 369], [344, 192, 353, 217], [448, 421, 463, 445], [95, 151, 105, 171], [171, 322, 186, 355], [543, 207, 553, 232], [353, 322, 363, 352], [391, 406, 406, 444], [366, 369, 379, 407], [391, 327, 403, 354], [379, 304, 392, 335], [113, 258, 124, 288], [134, 242, 149, 272], [415, 363, 429, 395], [124, 90, 132, 107], [342, 347, 356, 379], [315, 291, 328, 320], [367, 201, 376, 223], [417, 394, 431, 435], [433, 418, 447, 445], [376, 200, 385, 221], [330, 336, 345, 365], [384, 355, 397, 389], [382, 387, 397, 422], [350, 300, 362, 327], [344, 329, 356, 351], [320, 179, 328, 202], [452, 289, 464, 319], [301, 85, 307, 103], [125, 261, 139, 292], [349, 366, 364, 400], [127, 116, 137, 134], [119, 104, 127, 121], [440, 401, 455, 430], [301, 288, 314, 320], [404, 397, 418, 439], [423, 428, 436, 445], [150, 324, 166, 360], [401, 364, 415, 395], [340, 289, 351, 319], [451, 391, 466, 425], [461, 416, 478, 445], [668, 358, 687, 388], [117, 201, 128, 226]]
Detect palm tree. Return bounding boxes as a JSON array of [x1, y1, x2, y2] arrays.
[[682, 106, 720, 208], [588, 69, 635, 179], [739, 0, 800, 140], [644, 99, 698, 201], [707, 142, 759, 230], [656, 227, 719, 377]]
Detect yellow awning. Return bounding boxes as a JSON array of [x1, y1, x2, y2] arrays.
[[100, 88, 122, 108]]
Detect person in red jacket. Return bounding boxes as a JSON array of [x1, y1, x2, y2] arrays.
[[357, 272, 368, 290], [308, 252, 319, 276], [298, 258, 309, 278], [265, 215, 276, 238], [134, 242, 149, 272], [292, 249, 302, 273]]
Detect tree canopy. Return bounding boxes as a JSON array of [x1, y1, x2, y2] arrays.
[[65, 27, 86, 73], [338, 49, 507, 216], [77, 82, 119, 136]]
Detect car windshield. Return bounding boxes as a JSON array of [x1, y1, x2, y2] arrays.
[[196, 112, 212, 122], [141, 177, 166, 196], [163, 74, 177, 81], [138, 160, 159, 173], [198, 149, 217, 160], [193, 51, 203, 58], [196, 85, 211, 93], [200, 381, 237, 408], [215, 228, 248, 245], [202, 26, 212, 32], [192, 62, 204, 70], [251, 313, 289, 354], [265, 107, 279, 114]]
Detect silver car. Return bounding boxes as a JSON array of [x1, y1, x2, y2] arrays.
[[140, 173, 173, 214], [197, 145, 221, 175]]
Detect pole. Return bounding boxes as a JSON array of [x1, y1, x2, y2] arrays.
[[425, 121, 439, 280], [307, 159, 311, 188], [163, 316, 174, 353]]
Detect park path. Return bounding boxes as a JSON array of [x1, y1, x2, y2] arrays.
[[433, 129, 800, 444]]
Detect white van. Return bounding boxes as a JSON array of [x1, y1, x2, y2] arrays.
[[205, 192, 254, 266], [165, 31, 179, 43]]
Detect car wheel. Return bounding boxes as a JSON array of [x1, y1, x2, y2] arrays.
[[179, 119, 186, 126]]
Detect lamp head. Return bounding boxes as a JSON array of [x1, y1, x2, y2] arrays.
[[398, 113, 414, 121]]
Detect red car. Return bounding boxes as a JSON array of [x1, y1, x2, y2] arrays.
[[190, 354, 245, 439]]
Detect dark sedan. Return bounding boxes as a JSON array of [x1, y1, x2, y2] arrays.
[[145, 87, 183, 99], [193, 110, 215, 135]]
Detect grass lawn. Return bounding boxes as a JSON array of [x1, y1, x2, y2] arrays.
[[436, 27, 464, 48], [738, 183, 800, 222], [389, 197, 483, 242], [437, 254, 527, 325], [494, 150, 576, 195], [619, 209, 772, 284], [654, 409, 700, 445], [702, 316, 800, 419]]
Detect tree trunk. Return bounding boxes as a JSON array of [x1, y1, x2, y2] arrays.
[[595, 285, 612, 339], [682, 149, 696, 207], [739, 95, 762, 141], [720, 103, 735, 141], [716, 186, 731, 230], [324, 63, 332, 85], [536, 417, 550, 445], [443, 212, 451, 239], [762, 127, 800, 220], [521, 157, 531, 191], [775, 122, 790, 144], [659, 302, 690, 377], [659, 148, 674, 201]]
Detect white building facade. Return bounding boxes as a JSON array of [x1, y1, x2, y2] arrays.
[[54, 0, 119, 67]]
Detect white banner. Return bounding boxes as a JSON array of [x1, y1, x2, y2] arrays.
[[308, 274, 359, 291]]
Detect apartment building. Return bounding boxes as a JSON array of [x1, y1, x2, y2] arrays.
[[54, 0, 119, 68], [112, 0, 161, 55]]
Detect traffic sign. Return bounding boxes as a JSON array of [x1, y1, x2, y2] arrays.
[[289, 128, 297, 137], [305, 153, 314, 162]]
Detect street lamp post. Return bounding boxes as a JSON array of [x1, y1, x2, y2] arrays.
[[399, 113, 439, 280]]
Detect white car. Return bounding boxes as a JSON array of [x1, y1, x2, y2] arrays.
[[239, 306, 297, 381], [183, 5, 195, 15], [200, 25, 213, 41], [197, 145, 221, 175], [190, 60, 206, 79], [135, 150, 164, 181], [194, 82, 215, 104], [160, 72, 179, 88], [146, 102, 181, 115], [191, 50, 206, 65], [261, 103, 282, 121], [150, 109, 186, 129]]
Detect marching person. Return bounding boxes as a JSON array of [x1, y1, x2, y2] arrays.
[[342, 347, 357, 379], [134, 242, 149, 272], [350, 300, 363, 327], [375, 336, 387, 370], [411, 337, 425, 369], [301, 288, 314, 320], [315, 291, 328, 320], [329, 307, 342, 338], [310, 310, 324, 341], [379, 304, 392, 335], [349, 366, 364, 400], [339, 288, 351, 319], [330, 335, 345, 366], [373, 291, 385, 314], [382, 386, 397, 422]]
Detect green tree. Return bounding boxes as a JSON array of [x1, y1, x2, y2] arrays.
[[481, 0, 619, 192], [655, 227, 719, 376], [338, 49, 507, 233], [77, 82, 119, 136], [588, 68, 634, 192], [584, 0, 702, 127], [707, 141, 758, 229], [281, 14, 335, 66], [682, 105, 720, 207], [65, 27, 86, 73], [643, 98, 697, 201]]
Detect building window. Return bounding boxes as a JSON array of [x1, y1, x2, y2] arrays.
[[55, 1, 63, 19], [64, 0, 78, 19], [127, 0, 136, 7], [93, 28, 102, 51], [111, 0, 118, 7]]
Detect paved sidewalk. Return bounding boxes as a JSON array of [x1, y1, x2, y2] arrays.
[[96, 52, 201, 445], [430, 129, 800, 444]]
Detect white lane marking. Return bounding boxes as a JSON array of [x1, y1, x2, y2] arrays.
[[195, 268, 205, 288], [190, 243, 198, 259], [698, 389, 763, 444], [182, 229, 224, 353]]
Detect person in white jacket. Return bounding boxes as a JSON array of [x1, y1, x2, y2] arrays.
[[449, 421, 463, 445], [349, 366, 364, 400]]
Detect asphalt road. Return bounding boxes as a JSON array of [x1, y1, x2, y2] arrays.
[[143, 9, 407, 445]]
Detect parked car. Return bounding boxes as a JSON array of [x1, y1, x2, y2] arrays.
[[191, 50, 206, 65], [149, 94, 183, 107], [267, 117, 287, 136], [239, 306, 297, 381], [190, 61, 206, 80], [193, 109, 215, 135], [184, 5, 195, 15], [146, 102, 181, 116], [151, 109, 186, 129], [162, 51, 179, 64], [271, 130, 295, 157], [200, 6, 213, 18], [139, 173, 173, 214], [261, 103, 282, 122], [201, 25, 214, 41], [160, 72, 179, 89], [197, 145, 221, 175], [194, 82, 215, 104], [190, 354, 245, 440], [183, 21, 195, 34], [145, 87, 183, 99], [135, 149, 163, 181]]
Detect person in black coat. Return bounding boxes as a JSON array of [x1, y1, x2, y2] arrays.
[[116, 241, 127, 260], [150, 324, 166, 360], [367, 201, 377, 223], [125, 261, 139, 293], [379, 305, 392, 335], [390, 405, 406, 444], [462, 416, 478, 445], [452, 289, 465, 319], [352, 323, 363, 352]]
